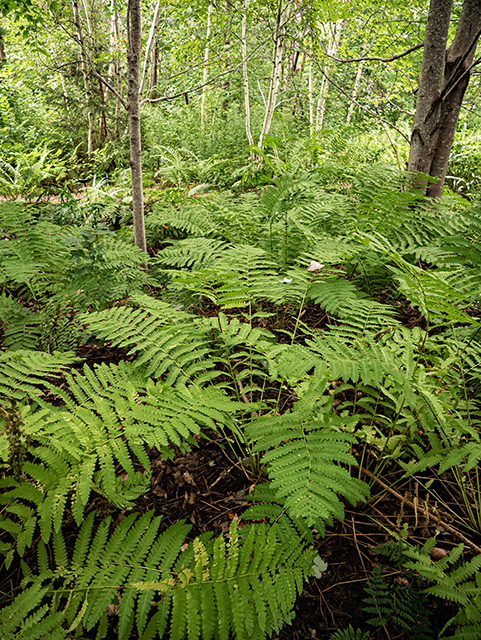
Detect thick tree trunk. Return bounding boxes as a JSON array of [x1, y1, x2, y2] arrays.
[[127, 0, 147, 254], [407, 0, 481, 198]]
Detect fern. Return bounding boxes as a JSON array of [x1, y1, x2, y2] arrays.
[[1, 368, 240, 542], [246, 367, 370, 526], [153, 237, 231, 269], [168, 244, 286, 309], [0, 293, 43, 350], [329, 625, 370, 640], [390, 257, 477, 328], [0, 581, 68, 640], [363, 565, 433, 639], [1, 516, 315, 640], [394, 539, 481, 640], [0, 202, 69, 299], [80, 302, 218, 385], [0, 350, 78, 400]]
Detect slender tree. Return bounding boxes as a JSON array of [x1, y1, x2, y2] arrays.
[[127, 0, 147, 253], [241, 0, 254, 154], [258, 0, 292, 148], [201, 3, 213, 130], [72, 0, 95, 155]]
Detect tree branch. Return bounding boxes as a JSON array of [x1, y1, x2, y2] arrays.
[[86, 58, 128, 110], [324, 42, 424, 64], [313, 63, 411, 143]]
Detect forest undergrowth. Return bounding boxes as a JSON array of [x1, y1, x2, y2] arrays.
[[1, 156, 481, 640]]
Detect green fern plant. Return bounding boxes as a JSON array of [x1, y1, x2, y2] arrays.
[[0, 362, 239, 545], [385, 536, 481, 640], [363, 565, 433, 638], [0, 350, 78, 400], [246, 366, 370, 527], [329, 625, 370, 640], [1, 514, 315, 640], [81, 298, 218, 385]]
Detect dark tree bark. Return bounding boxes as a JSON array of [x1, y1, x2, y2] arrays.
[[149, 37, 158, 100], [127, 0, 147, 254], [407, 0, 481, 198], [0, 30, 6, 67]]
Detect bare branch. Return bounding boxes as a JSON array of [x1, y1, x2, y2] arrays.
[[86, 59, 128, 110], [316, 64, 411, 143], [327, 41, 424, 64]]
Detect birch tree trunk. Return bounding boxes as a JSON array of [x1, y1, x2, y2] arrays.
[[407, 0, 481, 198], [72, 0, 95, 155], [241, 0, 254, 154], [139, 0, 161, 96], [257, 0, 291, 148], [201, 4, 213, 131], [127, 0, 147, 253], [346, 61, 363, 125], [315, 19, 343, 131]]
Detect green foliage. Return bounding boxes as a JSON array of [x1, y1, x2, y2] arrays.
[[1, 515, 315, 640], [363, 565, 432, 638], [3, 166, 481, 639], [330, 626, 370, 640], [0, 145, 66, 199], [378, 536, 481, 640], [247, 367, 369, 527]]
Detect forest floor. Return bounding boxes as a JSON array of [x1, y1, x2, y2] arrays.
[[69, 302, 480, 639], [2, 297, 479, 639]]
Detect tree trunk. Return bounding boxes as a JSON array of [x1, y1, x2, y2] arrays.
[[201, 4, 213, 130], [127, 0, 147, 254], [72, 0, 95, 155], [149, 37, 158, 100], [59, 71, 71, 123], [407, 0, 481, 198], [0, 31, 6, 67], [139, 0, 160, 96], [257, 0, 291, 148], [108, 3, 122, 139], [241, 0, 254, 156], [346, 61, 363, 125], [308, 61, 314, 135], [315, 20, 343, 131]]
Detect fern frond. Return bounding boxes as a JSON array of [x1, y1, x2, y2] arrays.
[[80, 304, 217, 385], [4, 515, 315, 640], [329, 625, 370, 640], [0, 581, 68, 640], [153, 237, 231, 269], [0, 350, 79, 400], [390, 258, 478, 327], [247, 368, 369, 525]]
